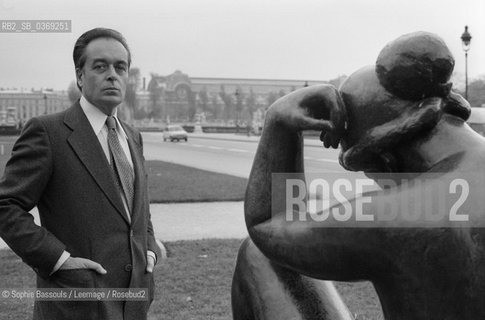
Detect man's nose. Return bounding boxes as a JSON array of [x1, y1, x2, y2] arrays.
[[105, 65, 118, 81]]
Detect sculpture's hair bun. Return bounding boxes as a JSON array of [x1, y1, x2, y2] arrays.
[[376, 31, 455, 100]]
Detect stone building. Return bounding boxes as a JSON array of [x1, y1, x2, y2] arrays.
[[136, 70, 343, 126], [0, 89, 70, 127], [0, 72, 346, 128]]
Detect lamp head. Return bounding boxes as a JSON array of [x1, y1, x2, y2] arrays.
[[461, 26, 472, 52]]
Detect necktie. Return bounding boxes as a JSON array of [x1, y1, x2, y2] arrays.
[[106, 116, 135, 215]]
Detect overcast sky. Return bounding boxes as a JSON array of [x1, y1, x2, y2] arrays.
[[0, 0, 483, 90]]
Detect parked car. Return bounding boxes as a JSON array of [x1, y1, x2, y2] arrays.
[[467, 108, 485, 136], [163, 125, 188, 142]]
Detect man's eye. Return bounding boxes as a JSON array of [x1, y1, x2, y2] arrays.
[[116, 65, 127, 72], [94, 65, 107, 71]]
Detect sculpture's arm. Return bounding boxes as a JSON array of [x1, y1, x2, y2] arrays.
[[245, 84, 343, 230], [245, 85, 389, 281]]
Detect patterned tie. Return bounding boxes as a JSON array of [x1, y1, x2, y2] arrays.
[[106, 116, 135, 215]]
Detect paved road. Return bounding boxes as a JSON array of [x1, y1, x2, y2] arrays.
[[2, 132, 352, 178], [142, 132, 350, 178], [143, 133, 256, 178]]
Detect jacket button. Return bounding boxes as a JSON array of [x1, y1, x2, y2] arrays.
[[124, 264, 133, 272]]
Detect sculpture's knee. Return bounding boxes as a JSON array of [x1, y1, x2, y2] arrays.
[[231, 238, 309, 320], [231, 238, 265, 320], [231, 238, 354, 320]]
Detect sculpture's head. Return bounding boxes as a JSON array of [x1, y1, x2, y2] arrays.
[[337, 31, 470, 173]]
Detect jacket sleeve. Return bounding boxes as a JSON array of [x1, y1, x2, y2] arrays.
[[0, 117, 66, 278]]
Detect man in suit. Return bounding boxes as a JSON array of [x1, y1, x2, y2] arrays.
[[0, 28, 161, 320]]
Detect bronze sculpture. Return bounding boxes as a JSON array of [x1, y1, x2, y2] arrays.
[[232, 32, 485, 319]]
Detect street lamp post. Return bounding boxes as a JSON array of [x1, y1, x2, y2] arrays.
[[461, 26, 472, 100], [235, 89, 240, 133], [43, 94, 48, 115]]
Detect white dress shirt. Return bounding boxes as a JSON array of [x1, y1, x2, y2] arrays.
[[80, 95, 134, 170]]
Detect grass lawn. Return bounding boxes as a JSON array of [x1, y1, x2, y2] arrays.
[[0, 155, 247, 203], [0, 145, 383, 319], [147, 160, 247, 203], [0, 240, 383, 320]]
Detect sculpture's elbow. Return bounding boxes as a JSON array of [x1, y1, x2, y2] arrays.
[[244, 199, 272, 230], [245, 212, 266, 231], [246, 221, 278, 260]]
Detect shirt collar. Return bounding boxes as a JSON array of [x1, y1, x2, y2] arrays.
[[79, 96, 128, 139]]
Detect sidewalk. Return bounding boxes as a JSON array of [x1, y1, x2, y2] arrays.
[[150, 202, 246, 241], [0, 202, 247, 250]]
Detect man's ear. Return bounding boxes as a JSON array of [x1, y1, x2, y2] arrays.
[[75, 68, 83, 89]]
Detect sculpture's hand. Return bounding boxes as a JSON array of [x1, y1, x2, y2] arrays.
[[268, 84, 346, 148]]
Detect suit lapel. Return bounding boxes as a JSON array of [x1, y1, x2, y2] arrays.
[[121, 121, 144, 225], [64, 102, 130, 225]]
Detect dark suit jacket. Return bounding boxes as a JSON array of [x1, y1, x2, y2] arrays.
[[0, 102, 161, 320]]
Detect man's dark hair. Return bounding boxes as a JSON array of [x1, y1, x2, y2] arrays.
[[73, 28, 131, 89]]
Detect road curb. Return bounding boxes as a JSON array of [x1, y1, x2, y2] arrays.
[[188, 134, 326, 148], [189, 134, 260, 144]]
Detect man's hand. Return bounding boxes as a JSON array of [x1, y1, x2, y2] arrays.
[[59, 257, 107, 274], [146, 254, 156, 273], [267, 84, 347, 148]]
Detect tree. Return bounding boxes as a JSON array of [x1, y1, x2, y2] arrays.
[[147, 74, 163, 119], [198, 87, 209, 113], [245, 87, 257, 124], [465, 77, 485, 108], [235, 87, 244, 111], [188, 89, 197, 122], [124, 67, 141, 122], [219, 85, 233, 122], [234, 87, 244, 131], [211, 94, 223, 120], [67, 80, 81, 104], [266, 91, 278, 108]]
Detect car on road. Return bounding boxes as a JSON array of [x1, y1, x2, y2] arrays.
[[468, 107, 485, 136], [163, 125, 188, 142]]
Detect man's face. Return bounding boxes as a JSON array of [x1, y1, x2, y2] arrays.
[[76, 37, 129, 115]]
